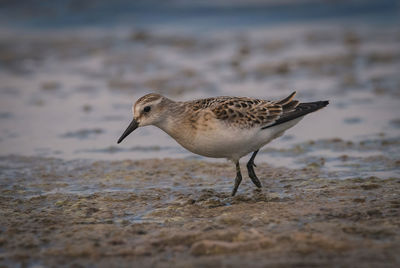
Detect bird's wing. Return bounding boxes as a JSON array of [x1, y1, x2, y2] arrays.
[[208, 92, 299, 129], [261, 100, 329, 129]]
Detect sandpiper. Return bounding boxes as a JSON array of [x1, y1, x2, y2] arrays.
[[117, 92, 328, 196]]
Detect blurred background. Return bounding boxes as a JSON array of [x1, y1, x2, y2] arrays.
[[0, 0, 399, 178]]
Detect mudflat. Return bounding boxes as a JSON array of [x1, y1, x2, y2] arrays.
[[1, 155, 399, 267]]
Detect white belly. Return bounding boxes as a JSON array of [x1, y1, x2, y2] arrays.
[[169, 117, 304, 162]]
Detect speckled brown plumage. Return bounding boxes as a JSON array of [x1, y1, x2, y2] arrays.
[[187, 92, 299, 129]]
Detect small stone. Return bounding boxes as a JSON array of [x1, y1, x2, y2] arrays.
[[82, 104, 92, 113], [216, 213, 243, 225], [360, 183, 381, 190], [190, 240, 237, 256], [367, 209, 382, 217], [41, 81, 61, 91], [353, 198, 365, 203], [54, 200, 65, 207]]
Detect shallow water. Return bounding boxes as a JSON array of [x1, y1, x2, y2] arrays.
[[1, 22, 399, 180]]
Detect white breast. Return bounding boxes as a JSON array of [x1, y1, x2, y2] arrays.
[[157, 112, 304, 162]]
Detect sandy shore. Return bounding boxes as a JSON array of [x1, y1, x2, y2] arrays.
[[0, 155, 399, 267]]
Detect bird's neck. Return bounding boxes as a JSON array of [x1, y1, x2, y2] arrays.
[[155, 101, 194, 143]]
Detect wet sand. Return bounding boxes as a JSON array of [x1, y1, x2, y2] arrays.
[[0, 155, 399, 267]]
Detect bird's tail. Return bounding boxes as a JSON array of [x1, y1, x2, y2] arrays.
[[262, 100, 329, 129]]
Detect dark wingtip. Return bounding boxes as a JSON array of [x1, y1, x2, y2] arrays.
[[313, 100, 329, 110], [262, 100, 329, 130]]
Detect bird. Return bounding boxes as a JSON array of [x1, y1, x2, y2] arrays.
[[117, 91, 328, 196]]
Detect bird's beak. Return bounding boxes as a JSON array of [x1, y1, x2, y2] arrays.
[[117, 118, 139, 144]]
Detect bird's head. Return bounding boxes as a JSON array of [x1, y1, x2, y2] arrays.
[[117, 93, 168, 144]]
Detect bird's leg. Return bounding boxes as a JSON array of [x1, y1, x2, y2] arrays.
[[231, 161, 242, 196], [247, 150, 262, 188]]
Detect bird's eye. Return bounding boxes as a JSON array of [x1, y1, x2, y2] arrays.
[[143, 106, 151, 113]]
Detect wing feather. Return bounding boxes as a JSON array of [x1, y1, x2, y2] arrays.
[[209, 97, 283, 129], [262, 101, 329, 129], [188, 92, 327, 130]]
